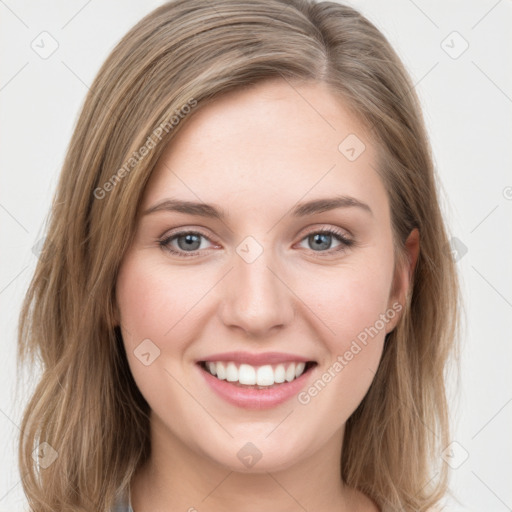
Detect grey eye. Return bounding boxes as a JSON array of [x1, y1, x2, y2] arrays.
[[307, 233, 335, 251], [298, 232, 344, 252], [175, 233, 204, 251]]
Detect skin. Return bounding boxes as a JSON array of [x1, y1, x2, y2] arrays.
[[115, 77, 419, 512]]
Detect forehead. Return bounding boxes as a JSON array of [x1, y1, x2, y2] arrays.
[[141, 79, 387, 220]]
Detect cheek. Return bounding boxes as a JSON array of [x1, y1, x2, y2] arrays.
[[295, 260, 394, 351], [291, 252, 395, 412], [116, 254, 207, 344], [115, 254, 209, 406]]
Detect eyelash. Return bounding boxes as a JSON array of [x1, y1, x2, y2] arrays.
[[157, 227, 354, 259]]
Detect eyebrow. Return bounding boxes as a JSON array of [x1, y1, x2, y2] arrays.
[[142, 195, 373, 219]]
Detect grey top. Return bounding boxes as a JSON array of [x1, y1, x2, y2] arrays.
[[111, 486, 134, 512]]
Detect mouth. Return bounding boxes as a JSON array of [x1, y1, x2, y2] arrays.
[[197, 360, 318, 390]]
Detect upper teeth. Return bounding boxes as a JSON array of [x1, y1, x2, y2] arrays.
[[205, 361, 307, 386]]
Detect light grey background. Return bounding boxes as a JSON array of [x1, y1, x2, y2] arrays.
[[1, 1, 511, 510]]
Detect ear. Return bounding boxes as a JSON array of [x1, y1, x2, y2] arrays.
[[385, 228, 420, 333]]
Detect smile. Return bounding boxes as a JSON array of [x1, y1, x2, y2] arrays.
[[199, 360, 316, 388], [196, 357, 318, 409]]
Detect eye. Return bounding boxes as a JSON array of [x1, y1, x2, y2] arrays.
[[296, 227, 354, 256], [158, 230, 215, 258]]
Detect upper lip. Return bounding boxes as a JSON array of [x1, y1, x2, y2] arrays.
[[197, 351, 315, 366]]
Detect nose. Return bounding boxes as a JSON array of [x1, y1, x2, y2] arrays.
[[218, 245, 295, 338]]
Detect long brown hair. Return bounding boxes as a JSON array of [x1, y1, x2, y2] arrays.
[[16, 1, 460, 510]]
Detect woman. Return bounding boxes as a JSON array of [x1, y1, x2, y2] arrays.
[[17, 1, 460, 511]]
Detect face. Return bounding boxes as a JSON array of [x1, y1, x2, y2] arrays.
[[115, 78, 413, 473]]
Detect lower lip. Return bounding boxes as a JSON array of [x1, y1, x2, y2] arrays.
[[197, 363, 316, 410]]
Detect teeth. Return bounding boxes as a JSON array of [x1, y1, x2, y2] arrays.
[[203, 361, 310, 386], [256, 365, 273, 386], [239, 364, 256, 385], [207, 361, 217, 376], [216, 362, 226, 380], [295, 362, 306, 378], [226, 362, 238, 382], [274, 364, 286, 384]]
